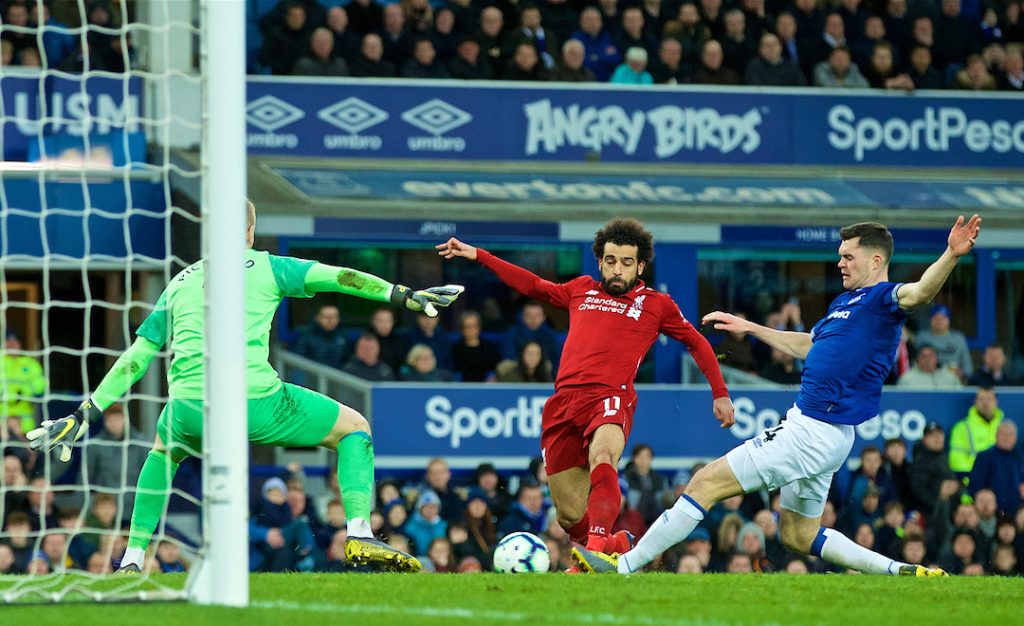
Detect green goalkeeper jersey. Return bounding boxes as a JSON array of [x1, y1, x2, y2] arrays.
[[136, 249, 321, 400]]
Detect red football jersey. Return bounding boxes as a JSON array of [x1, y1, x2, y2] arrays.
[[477, 249, 728, 398]]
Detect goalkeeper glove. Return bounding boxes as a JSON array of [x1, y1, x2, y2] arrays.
[[26, 399, 100, 463], [390, 284, 465, 317]]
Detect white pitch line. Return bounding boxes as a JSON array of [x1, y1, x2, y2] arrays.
[[250, 599, 788, 626]]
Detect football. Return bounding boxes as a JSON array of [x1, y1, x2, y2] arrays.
[[492, 531, 551, 573]]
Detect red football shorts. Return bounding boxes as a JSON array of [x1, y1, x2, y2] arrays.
[[540, 386, 637, 475]]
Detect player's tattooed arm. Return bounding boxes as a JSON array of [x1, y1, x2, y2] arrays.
[[897, 214, 981, 311], [702, 311, 813, 360]]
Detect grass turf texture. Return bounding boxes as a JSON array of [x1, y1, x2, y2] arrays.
[[3, 572, 1023, 625]]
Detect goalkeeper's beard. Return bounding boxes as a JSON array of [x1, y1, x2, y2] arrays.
[[602, 276, 635, 296]]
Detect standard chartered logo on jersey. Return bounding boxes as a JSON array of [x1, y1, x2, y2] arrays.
[[523, 98, 763, 158], [424, 395, 546, 449], [827, 104, 1024, 162]]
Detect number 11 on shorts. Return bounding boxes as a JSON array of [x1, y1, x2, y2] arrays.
[[603, 396, 621, 417]]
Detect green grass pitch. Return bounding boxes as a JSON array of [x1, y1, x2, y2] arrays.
[[4, 573, 1024, 626]]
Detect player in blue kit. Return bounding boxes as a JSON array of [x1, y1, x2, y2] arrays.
[[574, 215, 981, 576]]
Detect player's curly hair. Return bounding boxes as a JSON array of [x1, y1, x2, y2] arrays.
[[592, 218, 654, 264]]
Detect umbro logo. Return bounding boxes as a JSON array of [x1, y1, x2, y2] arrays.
[[318, 97, 389, 134], [848, 294, 865, 305], [402, 99, 472, 136], [246, 95, 304, 132]]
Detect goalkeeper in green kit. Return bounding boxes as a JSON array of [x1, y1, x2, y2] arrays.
[[27, 200, 462, 573]]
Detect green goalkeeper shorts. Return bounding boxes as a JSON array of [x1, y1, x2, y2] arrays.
[[156, 382, 340, 459]]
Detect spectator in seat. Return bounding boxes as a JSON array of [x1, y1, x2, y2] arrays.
[[969, 344, 1020, 386], [952, 53, 998, 89], [615, 7, 658, 60], [3, 511, 33, 572], [909, 421, 960, 520], [2, 331, 46, 436], [1001, 1, 1024, 42], [540, 0, 579, 45], [347, 0, 383, 36], [837, 0, 870, 45], [759, 347, 802, 384], [423, 457, 465, 523], [934, 0, 982, 71], [570, 6, 621, 81], [1, 2, 33, 55], [86, 403, 147, 517], [404, 490, 448, 556], [713, 312, 761, 373], [430, 8, 460, 63], [368, 307, 407, 372], [476, 7, 506, 77], [502, 301, 560, 371], [847, 445, 896, 510], [813, 45, 869, 87], [401, 37, 450, 78], [689, 38, 742, 84], [406, 313, 454, 371], [721, 9, 757, 75], [549, 38, 595, 81], [350, 33, 397, 77], [260, 1, 313, 75], [853, 16, 896, 72], [663, 3, 709, 70], [610, 46, 654, 84], [973, 488, 999, 542], [452, 310, 501, 382], [293, 304, 347, 368], [379, 3, 414, 68], [648, 37, 687, 84], [907, 45, 945, 89], [791, 0, 823, 44], [739, 0, 770, 44], [917, 305, 970, 379], [802, 13, 847, 78], [883, 0, 912, 56], [448, 36, 493, 80], [496, 341, 554, 383], [939, 529, 979, 574], [744, 32, 806, 85], [968, 420, 1023, 515], [612, 478, 647, 542], [909, 16, 934, 56], [0, 543, 16, 574], [991, 543, 1018, 576], [503, 41, 548, 80], [250, 477, 314, 572], [497, 483, 547, 537], [950, 386, 1004, 476], [503, 4, 558, 70], [897, 345, 963, 389], [400, 344, 454, 382], [400, 0, 433, 34], [883, 438, 913, 505], [293, 27, 350, 76], [40, 533, 71, 572], [772, 13, 802, 69], [863, 41, 914, 90], [899, 534, 927, 566], [26, 476, 59, 531], [325, 6, 361, 62], [473, 462, 513, 519], [623, 443, 669, 526], [342, 332, 396, 382]]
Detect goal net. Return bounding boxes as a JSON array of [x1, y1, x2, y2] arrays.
[[1, 0, 246, 604]]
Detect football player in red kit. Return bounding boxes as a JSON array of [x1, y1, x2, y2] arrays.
[[437, 218, 735, 558]]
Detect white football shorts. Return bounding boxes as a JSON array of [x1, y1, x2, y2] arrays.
[[725, 404, 855, 518]]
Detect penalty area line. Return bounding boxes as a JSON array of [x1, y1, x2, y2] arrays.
[[250, 599, 787, 626]]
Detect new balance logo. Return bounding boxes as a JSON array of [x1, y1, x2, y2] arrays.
[[318, 97, 389, 134], [585, 290, 600, 295], [246, 95, 304, 132], [402, 99, 472, 136]]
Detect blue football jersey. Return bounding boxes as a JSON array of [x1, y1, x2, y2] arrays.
[[796, 282, 908, 425]]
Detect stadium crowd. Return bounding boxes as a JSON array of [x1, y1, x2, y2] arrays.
[[249, 0, 1024, 90], [0, 0, 135, 72], [1, 386, 1022, 575]]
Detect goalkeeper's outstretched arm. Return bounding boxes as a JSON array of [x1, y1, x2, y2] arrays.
[[302, 262, 463, 317], [26, 336, 161, 461]]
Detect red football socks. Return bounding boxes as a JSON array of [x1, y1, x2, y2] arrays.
[[563, 515, 590, 545], [585, 463, 620, 552]]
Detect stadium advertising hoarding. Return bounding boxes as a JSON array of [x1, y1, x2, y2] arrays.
[[247, 78, 1024, 169], [274, 167, 1024, 212], [371, 386, 1024, 469], [1, 74, 143, 162]]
